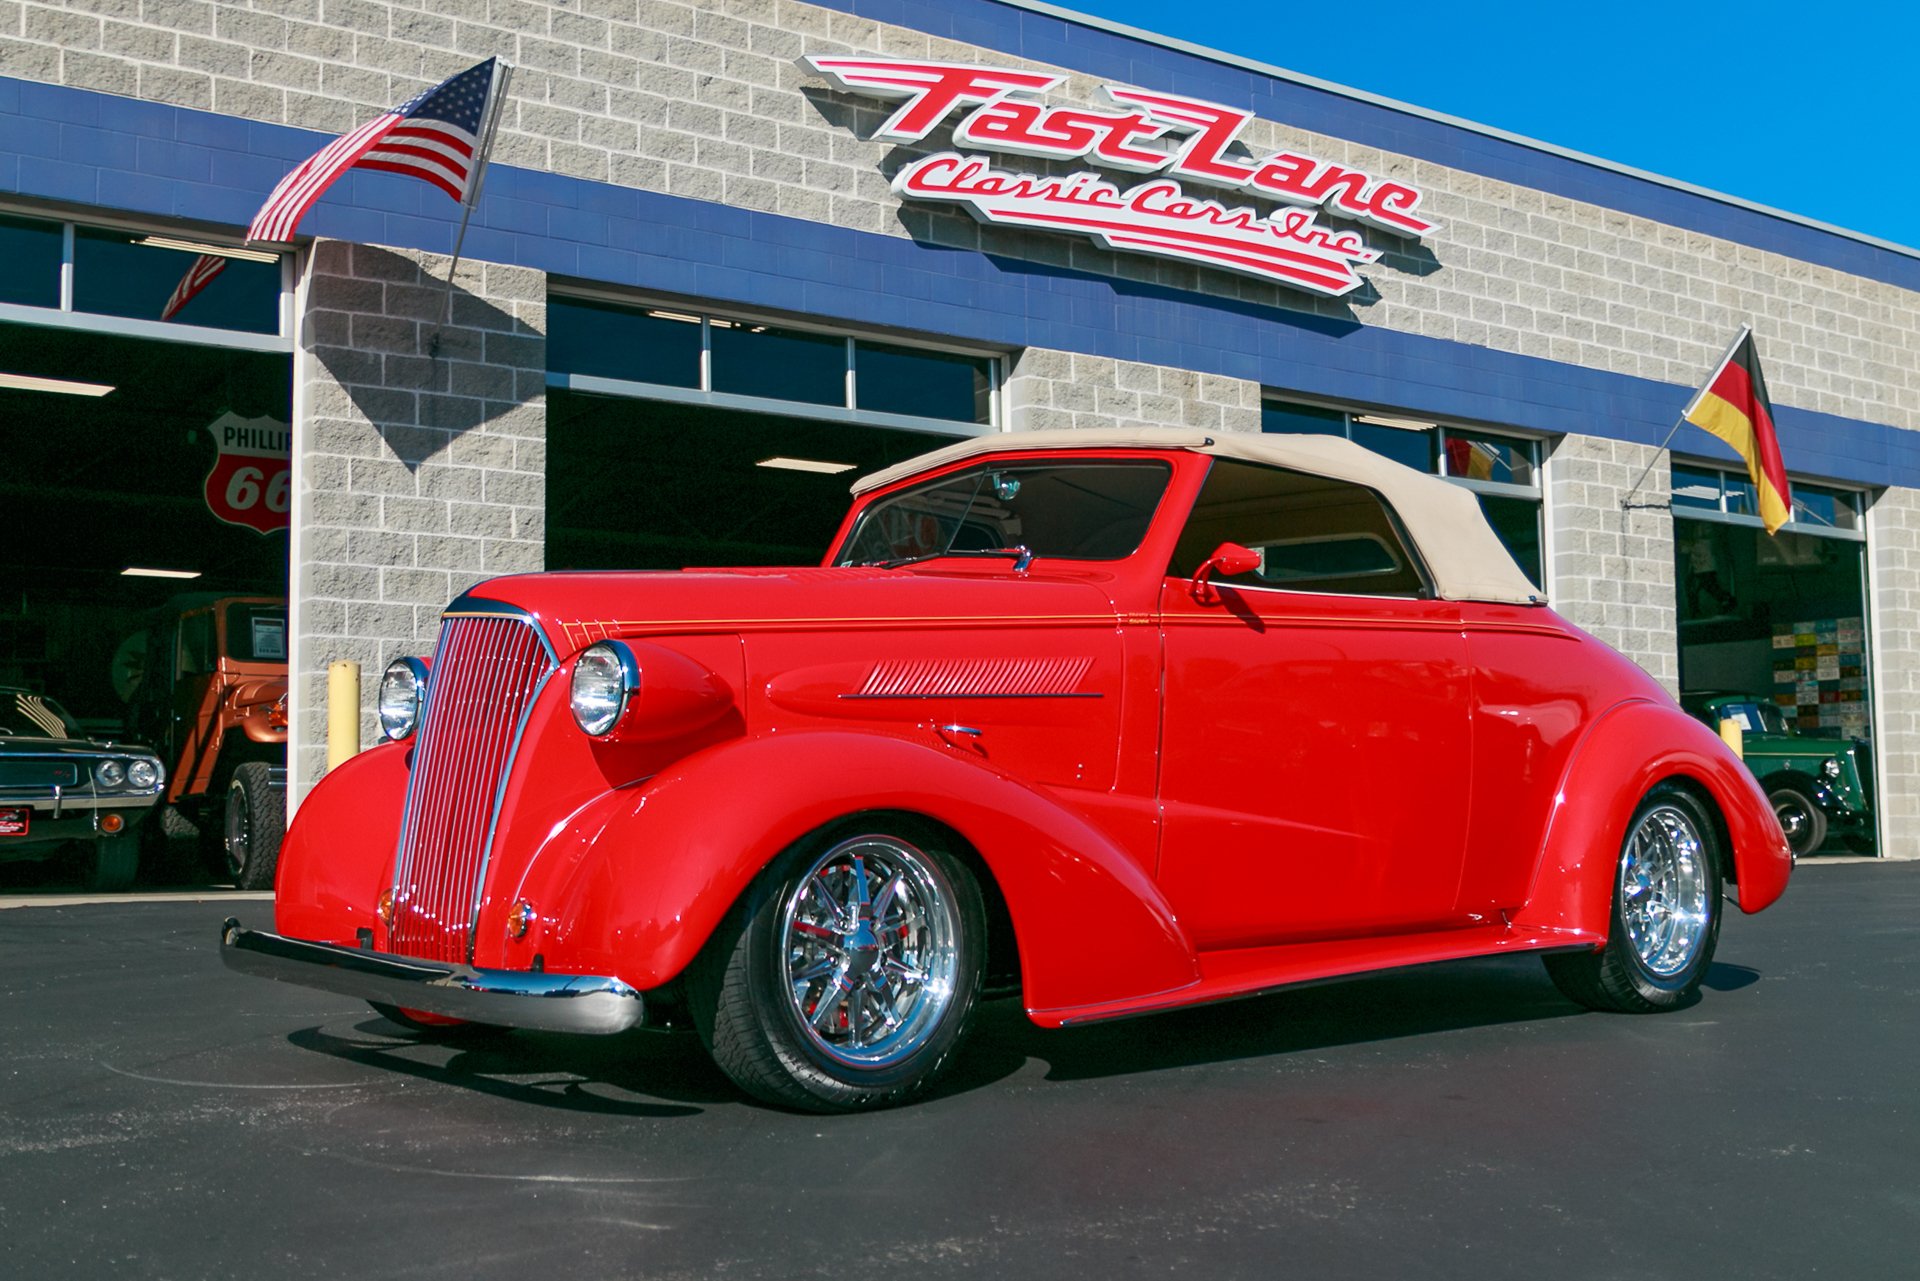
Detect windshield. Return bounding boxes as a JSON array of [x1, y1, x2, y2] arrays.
[[0, 690, 81, 740], [836, 461, 1172, 567], [226, 603, 288, 663], [1715, 701, 1791, 735]]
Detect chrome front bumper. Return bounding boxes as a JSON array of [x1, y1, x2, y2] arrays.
[[219, 919, 645, 1035]]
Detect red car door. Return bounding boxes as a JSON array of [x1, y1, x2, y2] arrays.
[[1153, 458, 1474, 949]]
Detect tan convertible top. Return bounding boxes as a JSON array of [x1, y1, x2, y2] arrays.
[[852, 428, 1544, 606]]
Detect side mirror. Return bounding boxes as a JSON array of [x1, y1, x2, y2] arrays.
[[1190, 541, 1261, 601]]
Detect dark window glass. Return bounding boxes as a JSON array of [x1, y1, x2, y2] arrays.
[[837, 463, 1171, 565], [225, 604, 287, 663], [1443, 429, 1536, 486], [1170, 458, 1426, 597], [1260, 401, 1345, 436], [1671, 464, 1722, 510], [710, 320, 844, 406], [1349, 419, 1435, 472], [0, 213, 62, 308], [177, 611, 216, 677], [71, 229, 280, 334], [1793, 485, 1859, 533], [547, 297, 701, 387], [854, 341, 992, 423], [1723, 473, 1757, 518], [1476, 493, 1544, 589]]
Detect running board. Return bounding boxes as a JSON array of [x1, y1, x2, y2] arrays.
[[1030, 923, 1603, 1028]]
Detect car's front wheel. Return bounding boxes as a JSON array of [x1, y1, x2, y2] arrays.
[[1545, 784, 1722, 1012], [697, 824, 986, 1112], [224, 763, 285, 890], [88, 834, 139, 892], [1767, 784, 1827, 859]]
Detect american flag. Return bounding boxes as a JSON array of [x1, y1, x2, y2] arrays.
[[160, 251, 229, 321], [246, 57, 508, 245]]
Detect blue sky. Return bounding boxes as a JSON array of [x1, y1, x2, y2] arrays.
[[1056, 1, 1920, 251]]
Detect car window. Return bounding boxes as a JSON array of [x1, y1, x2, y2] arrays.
[[178, 611, 216, 677], [836, 462, 1171, 565], [1169, 458, 1427, 597], [226, 604, 288, 663]]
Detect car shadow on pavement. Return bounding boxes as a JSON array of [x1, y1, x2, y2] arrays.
[[944, 955, 1660, 1089], [286, 1020, 738, 1117]]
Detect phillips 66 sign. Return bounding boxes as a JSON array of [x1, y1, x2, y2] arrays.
[[202, 413, 291, 534], [805, 57, 1438, 298]]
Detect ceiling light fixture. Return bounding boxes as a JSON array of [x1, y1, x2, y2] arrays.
[[1353, 414, 1437, 432], [121, 567, 203, 579], [0, 373, 116, 397], [757, 456, 856, 475], [135, 236, 280, 263]]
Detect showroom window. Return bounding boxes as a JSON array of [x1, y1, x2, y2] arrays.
[[1261, 399, 1545, 587], [0, 209, 289, 347], [548, 294, 1000, 432]]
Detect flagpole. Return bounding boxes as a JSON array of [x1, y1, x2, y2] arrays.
[[436, 59, 514, 338], [1620, 323, 1753, 507]]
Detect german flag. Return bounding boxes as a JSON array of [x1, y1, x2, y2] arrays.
[[1684, 327, 1792, 533]]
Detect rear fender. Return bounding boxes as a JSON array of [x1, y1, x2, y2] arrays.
[[1510, 700, 1792, 938], [273, 741, 409, 944], [501, 731, 1198, 1012]]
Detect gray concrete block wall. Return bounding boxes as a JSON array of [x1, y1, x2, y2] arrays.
[[6, 0, 1920, 437], [289, 238, 545, 803], [1869, 487, 1920, 859], [1005, 349, 1262, 435], [1545, 435, 1679, 693]]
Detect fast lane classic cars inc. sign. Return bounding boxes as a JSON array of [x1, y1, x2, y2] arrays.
[[202, 413, 291, 534], [804, 57, 1438, 298]]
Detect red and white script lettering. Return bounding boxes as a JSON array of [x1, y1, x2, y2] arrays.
[[806, 56, 1438, 243], [894, 154, 1379, 297]]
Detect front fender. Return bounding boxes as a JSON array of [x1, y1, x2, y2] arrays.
[[503, 731, 1198, 1014], [273, 741, 409, 945], [1510, 700, 1792, 938]]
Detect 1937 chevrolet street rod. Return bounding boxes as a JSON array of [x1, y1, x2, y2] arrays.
[[223, 429, 1792, 1111]]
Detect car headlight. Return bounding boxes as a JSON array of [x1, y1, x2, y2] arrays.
[[94, 759, 126, 788], [1821, 758, 1842, 779], [127, 758, 162, 791], [379, 658, 430, 741], [571, 641, 639, 737]]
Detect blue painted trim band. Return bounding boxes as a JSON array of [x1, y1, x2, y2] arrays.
[[2, 75, 1914, 491], [805, 0, 1920, 292]]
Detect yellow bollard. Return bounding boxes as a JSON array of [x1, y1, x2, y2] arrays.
[[327, 660, 361, 771], [1718, 717, 1744, 760]]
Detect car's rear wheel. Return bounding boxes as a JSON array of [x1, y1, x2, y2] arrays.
[[1767, 784, 1827, 859], [696, 824, 986, 1112], [88, 834, 139, 892], [224, 763, 284, 890], [1545, 784, 1722, 1012]]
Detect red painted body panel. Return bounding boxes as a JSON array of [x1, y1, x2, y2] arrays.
[[269, 443, 1790, 1035]]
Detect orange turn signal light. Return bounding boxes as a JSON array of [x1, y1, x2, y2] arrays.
[[99, 813, 125, 834], [507, 900, 535, 940], [376, 888, 396, 928]]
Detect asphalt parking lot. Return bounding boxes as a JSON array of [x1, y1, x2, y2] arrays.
[[2, 859, 1915, 1280]]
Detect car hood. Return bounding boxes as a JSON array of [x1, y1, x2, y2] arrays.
[[0, 735, 160, 756], [462, 565, 1126, 656]]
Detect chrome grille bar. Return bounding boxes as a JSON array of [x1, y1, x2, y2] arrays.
[[389, 605, 557, 963]]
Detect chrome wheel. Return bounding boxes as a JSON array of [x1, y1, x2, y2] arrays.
[[778, 834, 962, 1070], [225, 785, 251, 879], [1619, 804, 1712, 978]]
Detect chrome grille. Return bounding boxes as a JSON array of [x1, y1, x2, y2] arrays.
[[388, 607, 556, 962]]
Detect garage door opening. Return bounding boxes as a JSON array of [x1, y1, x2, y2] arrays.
[[1672, 463, 1873, 857]]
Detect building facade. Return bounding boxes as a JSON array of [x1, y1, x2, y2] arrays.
[[2, 0, 1916, 855]]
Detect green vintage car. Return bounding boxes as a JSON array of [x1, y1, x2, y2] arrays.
[[1686, 693, 1874, 858]]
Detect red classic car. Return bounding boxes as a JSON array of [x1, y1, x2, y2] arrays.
[[223, 430, 1792, 1111]]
